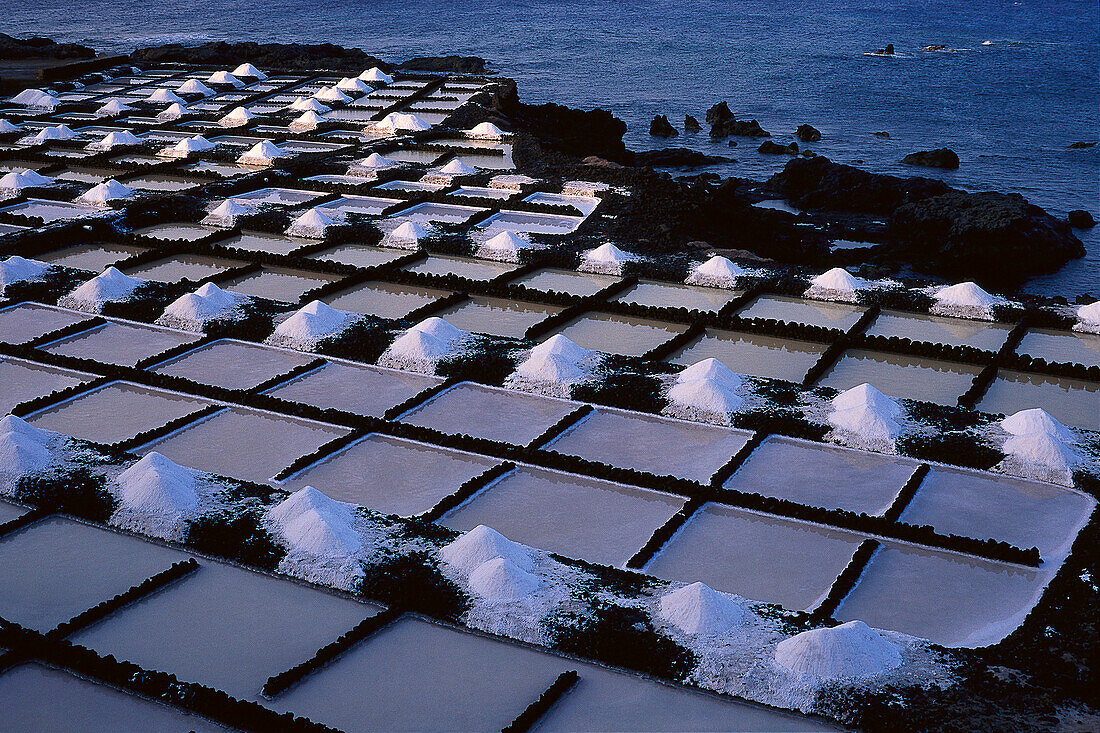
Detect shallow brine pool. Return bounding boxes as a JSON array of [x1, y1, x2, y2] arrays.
[[552, 312, 687, 357], [668, 328, 825, 383], [433, 296, 561, 339], [817, 349, 982, 406], [149, 339, 314, 391]]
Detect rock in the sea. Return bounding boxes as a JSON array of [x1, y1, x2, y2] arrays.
[[872, 44, 896, 55], [633, 148, 734, 167], [711, 117, 771, 139], [767, 156, 949, 214], [872, 131, 891, 138], [796, 124, 821, 142], [901, 148, 960, 169], [649, 114, 678, 138], [1068, 210, 1096, 229], [0, 33, 95, 60], [759, 140, 799, 155], [684, 115, 701, 132], [1067, 141, 1096, 149], [706, 102, 735, 125]]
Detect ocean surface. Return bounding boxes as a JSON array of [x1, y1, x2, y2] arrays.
[[6, 0, 1098, 296]]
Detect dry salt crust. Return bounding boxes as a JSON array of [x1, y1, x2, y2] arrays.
[[376, 317, 473, 374], [505, 334, 603, 398], [265, 300, 361, 351], [57, 267, 145, 313], [155, 282, 248, 331]]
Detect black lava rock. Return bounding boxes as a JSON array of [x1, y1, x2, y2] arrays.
[[632, 148, 734, 167], [705, 102, 735, 125], [767, 156, 950, 214], [796, 124, 822, 142], [649, 115, 678, 138], [684, 115, 701, 132], [758, 140, 799, 155], [711, 118, 771, 138], [872, 131, 891, 138], [901, 148, 960, 169], [399, 56, 487, 73], [1067, 141, 1097, 149], [0, 33, 95, 60], [872, 44, 896, 55], [130, 41, 389, 73], [1068, 210, 1096, 228]]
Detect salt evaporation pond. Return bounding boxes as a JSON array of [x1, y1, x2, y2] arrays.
[[150, 339, 314, 391], [283, 434, 498, 516], [1015, 328, 1100, 368], [726, 436, 917, 515], [265, 360, 441, 417], [0, 199, 104, 224], [124, 254, 244, 282], [27, 381, 215, 444], [221, 266, 342, 304], [73, 560, 378, 699], [817, 349, 983, 405], [0, 518, 188, 631], [316, 194, 402, 217], [400, 382, 578, 445], [612, 280, 740, 313], [41, 321, 201, 368], [0, 499, 29, 524], [900, 466, 1094, 558], [137, 406, 349, 483], [978, 369, 1100, 431], [0, 304, 93, 345], [450, 185, 518, 201], [668, 328, 825, 383], [440, 465, 684, 566], [218, 231, 314, 256], [323, 280, 451, 319], [545, 407, 751, 483], [836, 541, 1047, 647], [434, 296, 562, 339], [738, 295, 866, 331], [479, 210, 584, 234], [0, 664, 224, 732], [38, 243, 146, 272], [267, 617, 569, 731], [0, 356, 93, 414], [522, 191, 600, 216], [552, 312, 687, 357], [510, 268, 620, 297], [308, 243, 407, 269], [124, 174, 204, 192], [392, 202, 486, 224], [866, 310, 1013, 352], [183, 161, 251, 177], [132, 223, 216, 241], [644, 504, 864, 611], [403, 254, 518, 281]]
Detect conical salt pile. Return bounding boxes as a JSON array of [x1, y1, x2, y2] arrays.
[[200, 198, 250, 227], [238, 140, 288, 165], [509, 334, 597, 396], [476, 230, 529, 262], [685, 255, 749, 288], [268, 300, 356, 349], [219, 106, 255, 127], [0, 119, 22, 133], [0, 169, 52, 191], [531, 333, 595, 363], [676, 358, 742, 391], [115, 452, 199, 518], [95, 98, 133, 117], [85, 130, 142, 151], [1075, 301, 1100, 334], [441, 524, 534, 573], [468, 557, 541, 601], [336, 77, 372, 94], [161, 134, 215, 158], [11, 88, 47, 105], [232, 63, 267, 80], [0, 255, 49, 294], [379, 316, 469, 372], [658, 582, 745, 635], [0, 430, 53, 483], [286, 207, 337, 238], [207, 70, 244, 88], [997, 408, 1080, 481], [348, 152, 399, 178], [775, 620, 902, 681], [266, 486, 361, 558], [75, 179, 134, 205], [0, 414, 58, 443], [314, 86, 352, 104], [289, 97, 331, 113], [158, 282, 241, 328], [29, 124, 76, 143], [467, 122, 506, 139], [377, 112, 430, 132], [828, 383, 904, 446], [666, 358, 744, 419], [1001, 408, 1074, 442], [438, 158, 478, 176], [805, 267, 868, 302], [358, 67, 393, 85], [514, 352, 588, 385], [157, 102, 192, 120], [931, 282, 1005, 319], [60, 266, 142, 311], [146, 88, 185, 104], [1003, 431, 1080, 474], [290, 110, 328, 131], [579, 243, 635, 275], [382, 220, 430, 248], [177, 78, 215, 96]]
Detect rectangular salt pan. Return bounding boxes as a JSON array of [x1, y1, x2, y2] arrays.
[[0, 356, 95, 415], [264, 360, 441, 417], [668, 328, 825, 383], [149, 339, 314, 391], [40, 322, 201, 368]]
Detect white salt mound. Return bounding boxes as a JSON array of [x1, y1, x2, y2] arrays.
[[1001, 408, 1074, 442], [353, 152, 397, 170], [467, 122, 506, 139], [314, 86, 352, 104], [76, 179, 134, 204], [774, 620, 902, 680], [0, 170, 51, 191], [0, 430, 53, 479], [201, 198, 250, 226], [169, 135, 215, 156], [828, 383, 904, 444], [658, 582, 745, 636], [810, 267, 864, 293], [289, 97, 331, 113], [668, 377, 744, 416], [686, 255, 749, 288], [379, 316, 469, 370], [1003, 432, 1081, 473], [65, 266, 142, 305], [336, 77, 371, 93], [238, 140, 288, 165], [676, 358, 742, 391], [390, 220, 430, 242], [0, 119, 22, 133], [290, 110, 328, 130], [441, 524, 534, 573], [468, 557, 541, 601], [530, 334, 594, 363], [95, 98, 132, 116], [267, 486, 361, 558], [1075, 301, 1100, 333], [286, 207, 337, 238], [147, 88, 185, 104], [932, 281, 1005, 319], [115, 452, 199, 518], [358, 67, 393, 84], [0, 255, 49, 293], [0, 414, 58, 443], [30, 125, 77, 142], [438, 159, 478, 176], [207, 70, 244, 87], [86, 131, 141, 151], [580, 243, 635, 274], [161, 282, 240, 324], [219, 106, 255, 126], [157, 102, 192, 120], [232, 63, 267, 79], [412, 316, 466, 343], [514, 352, 588, 385], [177, 78, 214, 96], [377, 112, 431, 132], [483, 230, 527, 253], [11, 88, 47, 105], [271, 300, 355, 345]]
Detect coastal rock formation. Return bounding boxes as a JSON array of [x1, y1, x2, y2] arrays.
[[1066, 141, 1096, 149], [0, 33, 95, 60], [705, 101, 770, 138], [759, 140, 799, 155], [130, 41, 389, 72], [767, 156, 949, 214], [901, 148, 960, 169], [1067, 210, 1096, 229], [649, 114, 678, 137], [796, 124, 822, 142], [632, 148, 734, 167], [706, 102, 734, 125], [684, 115, 701, 132], [872, 131, 891, 138], [871, 44, 896, 56]]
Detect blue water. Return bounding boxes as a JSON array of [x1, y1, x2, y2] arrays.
[[6, 0, 1098, 296]]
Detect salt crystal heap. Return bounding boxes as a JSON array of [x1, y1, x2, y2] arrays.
[[232, 63, 267, 80], [347, 152, 400, 179], [177, 78, 215, 97], [657, 582, 746, 636], [289, 97, 331, 113], [290, 110, 328, 131], [12, 89, 59, 110], [579, 243, 635, 275], [157, 282, 244, 330], [59, 266, 143, 312], [0, 169, 52, 193], [286, 207, 337, 238], [0, 119, 22, 133], [0, 255, 49, 295], [314, 86, 352, 105], [267, 300, 358, 350], [157, 102, 193, 120], [159, 135, 215, 159], [433, 158, 478, 179], [146, 88, 185, 104], [804, 267, 868, 303], [237, 140, 289, 166], [664, 358, 744, 424], [475, 230, 531, 263], [207, 70, 244, 88], [85, 130, 142, 152], [0, 415, 58, 493], [1074, 301, 1100, 334], [358, 67, 393, 85], [200, 198, 250, 228], [685, 255, 751, 289], [775, 620, 902, 682], [266, 486, 364, 590], [336, 77, 372, 94], [95, 98, 133, 117], [377, 316, 469, 373], [930, 281, 1006, 320], [218, 106, 256, 127], [827, 383, 904, 450], [373, 112, 431, 133], [111, 452, 199, 540], [466, 122, 507, 140], [75, 179, 134, 205], [997, 408, 1081, 485], [441, 525, 540, 601], [27, 124, 76, 144], [380, 220, 431, 250], [507, 334, 599, 397]]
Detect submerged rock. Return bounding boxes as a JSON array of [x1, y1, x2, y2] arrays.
[[1067, 210, 1095, 229], [872, 131, 891, 138], [901, 148, 960, 169], [649, 114, 677, 137], [796, 124, 821, 142], [633, 148, 733, 167], [759, 140, 798, 155]]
